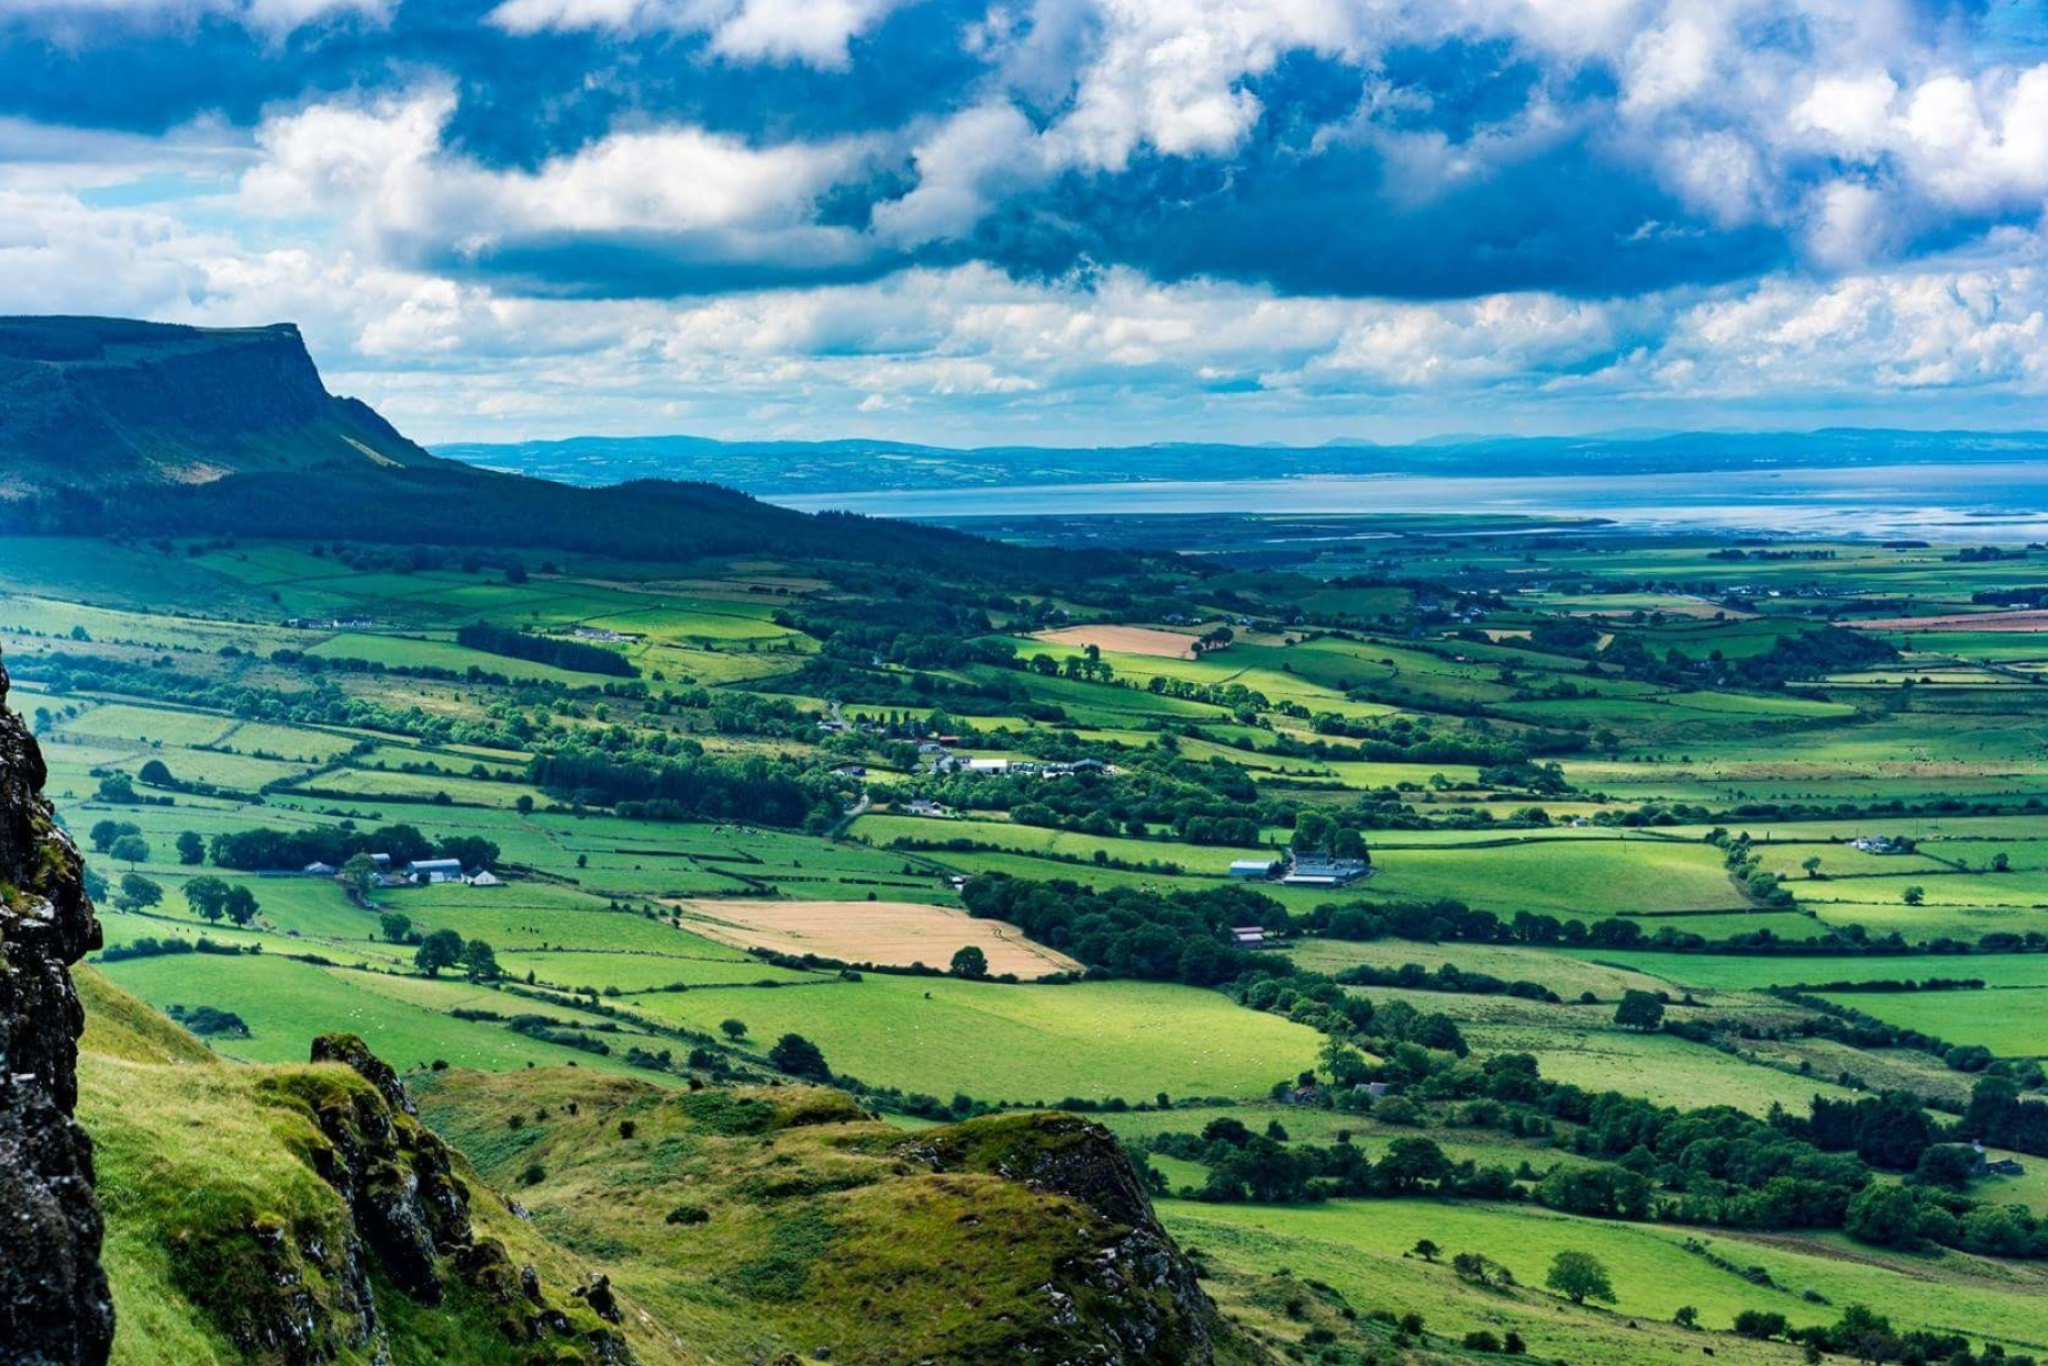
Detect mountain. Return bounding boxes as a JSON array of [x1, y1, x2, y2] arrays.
[[439, 426, 2048, 499], [0, 318, 438, 498], [0, 318, 1108, 578]]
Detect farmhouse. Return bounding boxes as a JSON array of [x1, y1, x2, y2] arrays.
[[1229, 859, 1277, 880], [406, 858, 465, 884], [1973, 1141, 2026, 1177], [1851, 835, 1915, 855], [466, 870, 503, 888]]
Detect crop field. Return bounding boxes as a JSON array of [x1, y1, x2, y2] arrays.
[[671, 897, 1082, 977], [1030, 623, 1206, 657]]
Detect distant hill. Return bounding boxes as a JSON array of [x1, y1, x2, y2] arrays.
[[439, 427, 2048, 498], [0, 317, 1108, 577], [0, 317, 440, 497]]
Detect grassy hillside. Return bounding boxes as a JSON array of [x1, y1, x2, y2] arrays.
[[73, 967, 1270, 1366]]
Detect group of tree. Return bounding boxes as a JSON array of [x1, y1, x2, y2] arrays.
[[183, 876, 261, 926], [529, 745, 843, 831], [960, 875, 1284, 986], [206, 822, 497, 872], [455, 622, 639, 678], [414, 929, 500, 982]]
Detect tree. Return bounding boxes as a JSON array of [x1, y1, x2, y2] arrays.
[[461, 939, 501, 982], [175, 831, 205, 866], [1844, 1182, 1920, 1248], [95, 773, 138, 803], [1674, 1306, 1699, 1329], [184, 876, 231, 922], [1411, 1238, 1440, 1263], [89, 820, 139, 854], [339, 853, 381, 899], [222, 885, 259, 926], [118, 873, 162, 909], [1613, 990, 1665, 1032], [1801, 856, 1822, 878], [768, 1033, 830, 1081], [1902, 885, 1925, 906], [1376, 1137, 1452, 1194], [1912, 1143, 1979, 1190], [719, 1019, 748, 1041], [379, 912, 413, 943], [415, 929, 466, 978], [1991, 851, 2011, 872], [1545, 1250, 1615, 1306], [949, 945, 989, 979], [1733, 1310, 1789, 1340], [109, 835, 150, 868]]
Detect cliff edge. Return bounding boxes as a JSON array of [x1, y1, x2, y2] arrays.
[[0, 648, 112, 1366]]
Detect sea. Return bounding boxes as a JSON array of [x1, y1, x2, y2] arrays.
[[771, 461, 2048, 540]]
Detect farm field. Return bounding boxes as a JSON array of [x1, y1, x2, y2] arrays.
[[13, 517, 2048, 1365], [670, 896, 1083, 977]]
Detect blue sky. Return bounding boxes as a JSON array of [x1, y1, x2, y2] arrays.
[[3, 0, 2047, 445]]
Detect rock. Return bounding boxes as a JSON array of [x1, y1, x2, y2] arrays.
[[900, 1112, 1242, 1366], [0, 649, 114, 1366]]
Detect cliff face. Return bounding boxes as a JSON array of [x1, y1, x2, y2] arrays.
[[0, 316, 437, 499], [0, 650, 112, 1366]]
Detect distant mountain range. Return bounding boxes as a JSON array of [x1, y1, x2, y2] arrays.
[[437, 428, 2048, 498]]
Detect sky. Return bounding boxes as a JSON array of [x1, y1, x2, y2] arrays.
[[3, 0, 2048, 447]]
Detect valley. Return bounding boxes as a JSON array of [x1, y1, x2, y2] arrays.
[[13, 506, 2048, 1366]]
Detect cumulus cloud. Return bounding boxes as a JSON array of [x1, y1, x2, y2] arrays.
[[485, 0, 903, 67], [10, 0, 2048, 441], [3, 0, 387, 32], [238, 87, 884, 286]]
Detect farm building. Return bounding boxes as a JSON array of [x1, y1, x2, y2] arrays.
[[1282, 853, 1373, 887], [1229, 926, 1268, 946], [466, 870, 503, 887], [1229, 859, 1277, 880], [406, 858, 465, 884], [966, 758, 1011, 774], [303, 861, 337, 876], [1850, 835, 1914, 854]]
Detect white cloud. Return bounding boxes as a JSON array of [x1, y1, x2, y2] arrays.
[[870, 101, 1045, 246], [4, 0, 388, 33], [484, 0, 901, 67], [238, 87, 881, 270]]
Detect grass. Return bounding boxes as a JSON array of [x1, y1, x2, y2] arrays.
[[1815, 987, 2048, 1057], [92, 951, 672, 1077], [1165, 1198, 2048, 1360], [629, 973, 1322, 1103]]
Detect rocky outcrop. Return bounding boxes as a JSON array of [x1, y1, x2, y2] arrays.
[[0, 650, 112, 1366], [202, 1033, 640, 1366], [901, 1112, 1253, 1366]]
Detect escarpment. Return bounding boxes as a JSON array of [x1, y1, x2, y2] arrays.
[[0, 649, 113, 1366]]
